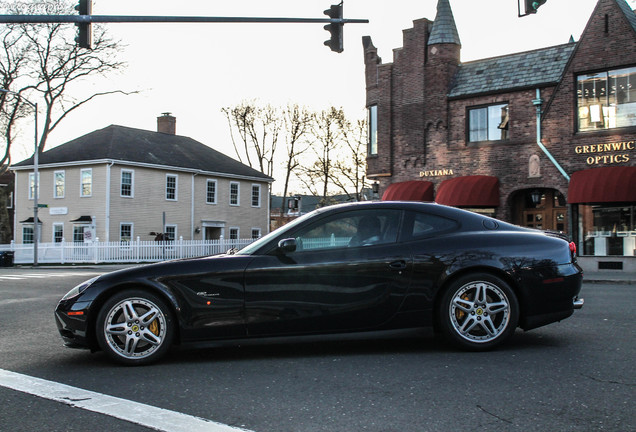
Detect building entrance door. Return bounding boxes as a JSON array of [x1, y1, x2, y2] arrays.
[[523, 210, 545, 229], [204, 227, 221, 240], [514, 189, 567, 233]]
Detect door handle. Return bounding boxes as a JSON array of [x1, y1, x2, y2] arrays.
[[389, 260, 407, 270]]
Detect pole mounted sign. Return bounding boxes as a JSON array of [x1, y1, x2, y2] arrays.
[[0, 1, 368, 52]]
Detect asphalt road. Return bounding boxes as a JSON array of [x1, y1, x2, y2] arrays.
[[0, 267, 634, 432]]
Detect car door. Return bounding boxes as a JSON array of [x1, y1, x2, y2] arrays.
[[243, 208, 413, 336]]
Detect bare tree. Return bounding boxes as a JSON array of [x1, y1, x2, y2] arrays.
[[329, 116, 369, 201], [0, 0, 132, 156], [21, 1, 131, 153], [297, 106, 344, 203], [0, 22, 31, 169], [222, 100, 283, 178], [279, 103, 311, 213], [221, 102, 368, 206]]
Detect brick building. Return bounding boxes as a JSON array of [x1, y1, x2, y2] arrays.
[[363, 0, 636, 270]]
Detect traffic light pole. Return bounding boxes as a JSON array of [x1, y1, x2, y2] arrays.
[[0, 12, 367, 52]]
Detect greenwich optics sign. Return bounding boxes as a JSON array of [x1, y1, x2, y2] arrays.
[[575, 141, 634, 165]]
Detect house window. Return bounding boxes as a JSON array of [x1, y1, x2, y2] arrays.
[[468, 103, 509, 142], [229, 227, 239, 240], [53, 223, 64, 243], [577, 67, 636, 131], [230, 182, 240, 206], [121, 170, 134, 197], [6, 190, 13, 209], [251, 228, 261, 239], [251, 184, 261, 207], [54, 171, 65, 198], [166, 175, 177, 200], [120, 223, 133, 242], [164, 225, 176, 241], [206, 179, 217, 204], [368, 105, 378, 155], [22, 226, 34, 244], [80, 168, 92, 197], [28, 172, 39, 200]]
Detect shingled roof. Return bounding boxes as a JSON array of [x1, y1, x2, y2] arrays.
[[448, 43, 576, 98], [616, 0, 636, 34], [12, 125, 272, 182], [428, 0, 461, 46]]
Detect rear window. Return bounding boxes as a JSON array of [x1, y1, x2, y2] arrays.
[[405, 211, 458, 240]]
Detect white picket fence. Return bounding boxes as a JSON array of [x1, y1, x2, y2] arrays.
[[0, 237, 255, 265]]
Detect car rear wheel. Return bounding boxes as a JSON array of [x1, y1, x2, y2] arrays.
[[439, 273, 519, 350], [96, 290, 174, 365]]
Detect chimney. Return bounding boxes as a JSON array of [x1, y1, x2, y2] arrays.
[[157, 112, 176, 135]]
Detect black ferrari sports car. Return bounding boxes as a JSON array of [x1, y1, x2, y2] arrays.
[[55, 201, 584, 365]]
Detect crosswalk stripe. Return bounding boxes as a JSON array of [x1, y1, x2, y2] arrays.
[[0, 369, 253, 432], [0, 272, 102, 281]]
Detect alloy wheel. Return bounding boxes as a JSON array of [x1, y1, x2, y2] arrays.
[[449, 280, 511, 344], [102, 297, 167, 360]]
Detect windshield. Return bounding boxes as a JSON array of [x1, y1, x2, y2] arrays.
[[236, 209, 319, 255]]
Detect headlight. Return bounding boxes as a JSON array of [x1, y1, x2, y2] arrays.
[[61, 276, 99, 300]]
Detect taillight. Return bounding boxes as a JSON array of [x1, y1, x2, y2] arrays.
[[569, 241, 577, 257]]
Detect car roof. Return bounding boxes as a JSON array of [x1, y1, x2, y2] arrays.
[[314, 200, 524, 232]]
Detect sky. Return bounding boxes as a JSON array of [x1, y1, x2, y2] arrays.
[[9, 0, 636, 194]]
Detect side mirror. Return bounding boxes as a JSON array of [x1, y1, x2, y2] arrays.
[[277, 238, 297, 254]]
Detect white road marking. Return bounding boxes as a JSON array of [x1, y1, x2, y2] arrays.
[[0, 271, 101, 281], [0, 369, 253, 432]]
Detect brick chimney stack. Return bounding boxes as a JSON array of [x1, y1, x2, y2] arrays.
[[157, 112, 176, 135]]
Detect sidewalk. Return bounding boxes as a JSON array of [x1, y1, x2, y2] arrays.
[[583, 270, 635, 285]]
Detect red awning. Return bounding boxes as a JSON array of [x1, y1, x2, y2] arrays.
[[382, 180, 434, 201], [435, 175, 500, 207], [568, 166, 636, 204]]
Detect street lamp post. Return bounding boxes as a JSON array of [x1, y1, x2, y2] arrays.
[[0, 89, 39, 266]]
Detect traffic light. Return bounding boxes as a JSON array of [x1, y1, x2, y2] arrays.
[[525, 0, 547, 14], [75, 0, 92, 49], [323, 3, 343, 53]]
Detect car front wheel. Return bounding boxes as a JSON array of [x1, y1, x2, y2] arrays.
[[96, 290, 174, 365], [439, 273, 519, 350]]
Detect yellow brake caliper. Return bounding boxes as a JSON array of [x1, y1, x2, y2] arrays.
[[148, 319, 159, 336], [456, 294, 471, 320]]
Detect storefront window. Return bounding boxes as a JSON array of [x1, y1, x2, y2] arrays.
[[580, 205, 635, 256], [577, 67, 636, 131]]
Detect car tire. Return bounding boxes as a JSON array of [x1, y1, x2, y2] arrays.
[[95, 290, 174, 365], [438, 273, 519, 351]]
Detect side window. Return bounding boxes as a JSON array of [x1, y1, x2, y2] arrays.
[[54, 170, 65, 198], [121, 170, 134, 197], [405, 211, 458, 240], [166, 175, 177, 201], [368, 104, 378, 155], [230, 182, 240, 206], [80, 169, 92, 197], [293, 209, 401, 251]]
